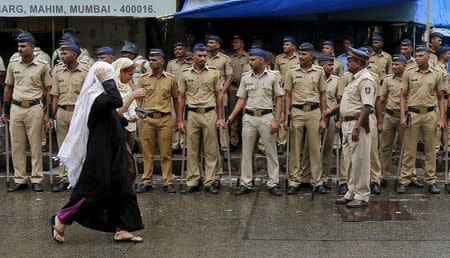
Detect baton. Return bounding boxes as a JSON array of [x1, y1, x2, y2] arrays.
[[49, 125, 53, 188], [4, 115, 10, 189], [285, 113, 291, 188]]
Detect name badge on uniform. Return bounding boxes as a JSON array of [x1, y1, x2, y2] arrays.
[[295, 76, 302, 79], [186, 79, 194, 83], [13, 71, 20, 74], [280, 62, 286, 65], [365, 87, 371, 94], [58, 79, 64, 83], [411, 78, 418, 82], [369, 61, 375, 64]]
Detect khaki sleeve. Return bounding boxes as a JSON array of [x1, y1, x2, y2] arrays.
[[236, 76, 247, 99], [165, 62, 172, 73], [380, 78, 389, 98], [274, 57, 280, 71], [213, 70, 223, 92], [42, 64, 52, 87], [318, 69, 326, 92], [337, 74, 350, 97], [50, 70, 60, 96], [177, 73, 187, 93], [283, 70, 293, 91], [0, 57, 5, 72], [360, 79, 375, 107], [273, 72, 284, 97], [225, 57, 233, 76], [436, 71, 444, 92], [171, 76, 177, 98], [401, 70, 410, 92], [5, 63, 14, 85], [387, 56, 393, 74], [136, 76, 145, 89]]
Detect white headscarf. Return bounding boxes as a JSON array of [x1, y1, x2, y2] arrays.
[[111, 58, 137, 132], [57, 61, 117, 188]]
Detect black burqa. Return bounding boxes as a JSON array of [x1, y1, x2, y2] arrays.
[[60, 79, 144, 232]]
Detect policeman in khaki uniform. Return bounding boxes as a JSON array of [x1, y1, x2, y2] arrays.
[[49, 42, 89, 192], [166, 42, 191, 153], [206, 35, 233, 188], [51, 29, 93, 68], [434, 46, 450, 156], [120, 41, 150, 89], [428, 32, 444, 67], [399, 45, 446, 194], [177, 44, 226, 194], [4, 31, 52, 192], [336, 48, 375, 208], [369, 34, 393, 82], [227, 48, 284, 196], [274, 36, 300, 154], [135, 49, 178, 194], [284, 42, 328, 195], [400, 39, 417, 69], [321, 41, 344, 78]]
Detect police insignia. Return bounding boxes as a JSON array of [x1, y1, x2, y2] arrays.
[[365, 87, 371, 94]]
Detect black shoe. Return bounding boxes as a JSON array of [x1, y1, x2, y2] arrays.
[[257, 149, 266, 156], [380, 179, 389, 187], [135, 184, 153, 193], [204, 185, 219, 194], [212, 179, 221, 189], [338, 183, 348, 195], [31, 183, 43, 192], [446, 184, 450, 194], [172, 148, 182, 154], [277, 144, 286, 155], [396, 184, 407, 194], [323, 182, 332, 189], [428, 184, 440, 194], [371, 182, 381, 195], [180, 185, 200, 194], [268, 186, 283, 196], [230, 144, 238, 152], [52, 181, 70, 192], [286, 186, 298, 195], [7, 183, 28, 192], [315, 185, 327, 194], [235, 185, 251, 196], [409, 181, 424, 188], [164, 184, 176, 193], [298, 182, 312, 191]]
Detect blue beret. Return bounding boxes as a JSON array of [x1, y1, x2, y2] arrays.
[[61, 31, 80, 46], [174, 42, 187, 48], [322, 40, 334, 47], [358, 46, 373, 55], [430, 31, 444, 39], [207, 35, 222, 44], [435, 46, 449, 57], [149, 48, 165, 58], [60, 41, 81, 54], [401, 39, 413, 47], [415, 45, 430, 53], [347, 47, 369, 62], [120, 41, 139, 55], [299, 42, 315, 52], [283, 36, 298, 46], [248, 48, 268, 60], [192, 43, 208, 52], [317, 54, 334, 63], [392, 54, 407, 63], [96, 47, 115, 56], [16, 31, 36, 45], [372, 34, 383, 42]]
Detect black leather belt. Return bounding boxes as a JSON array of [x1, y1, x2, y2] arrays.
[[146, 112, 170, 119], [187, 107, 215, 114], [408, 106, 435, 114], [292, 103, 319, 111], [343, 116, 358, 122], [386, 109, 401, 118], [12, 99, 40, 108], [59, 105, 75, 111], [244, 109, 272, 117], [369, 109, 374, 114]]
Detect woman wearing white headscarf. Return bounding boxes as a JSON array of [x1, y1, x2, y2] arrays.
[[50, 62, 144, 244]]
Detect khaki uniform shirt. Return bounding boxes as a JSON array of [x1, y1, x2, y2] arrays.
[[0, 56, 6, 72], [326, 74, 340, 109], [369, 51, 393, 81], [381, 74, 402, 110], [50, 61, 90, 106], [274, 52, 300, 80], [429, 51, 438, 67], [237, 69, 284, 110], [337, 72, 352, 98], [51, 47, 93, 68], [406, 57, 417, 70], [401, 66, 444, 107], [137, 71, 177, 113], [284, 64, 326, 105], [333, 58, 344, 78], [5, 57, 51, 101], [206, 52, 233, 83], [435, 62, 449, 93], [178, 66, 222, 108], [166, 58, 190, 77], [231, 51, 250, 86], [340, 68, 376, 117], [10, 47, 51, 64]]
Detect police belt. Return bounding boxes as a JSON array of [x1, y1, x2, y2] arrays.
[[244, 109, 272, 117], [292, 103, 319, 112], [386, 109, 402, 118], [58, 105, 75, 112], [342, 115, 359, 122], [145, 111, 171, 119], [187, 107, 215, 114], [12, 99, 40, 108], [408, 106, 435, 114]]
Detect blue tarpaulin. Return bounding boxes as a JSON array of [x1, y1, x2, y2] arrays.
[[415, 0, 450, 28]]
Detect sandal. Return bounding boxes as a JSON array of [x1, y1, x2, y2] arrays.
[[50, 215, 64, 244], [113, 233, 143, 243]]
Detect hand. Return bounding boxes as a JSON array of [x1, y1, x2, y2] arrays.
[[270, 119, 279, 134], [226, 115, 234, 125], [132, 88, 146, 99], [46, 118, 54, 131], [377, 121, 383, 134], [400, 116, 408, 129], [322, 110, 331, 118], [438, 119, 446, 130], [216, 118, 226, 129], [335, 120, 342, 133], [351, 127, 360, 142], [95, 67, 109, 83], [1, 114, 8, 124], [283, 119, 289, 130], [447, 120, 450, 129], [319, 119, 327, 134], [177, 121, 186, 134], [127, 115, 139, 123]]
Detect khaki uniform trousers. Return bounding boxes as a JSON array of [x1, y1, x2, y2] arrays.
[[218, 94, 229, 151], [241, 113, 279, 188], [277, 100, 288, 147], [369, 114, 382, 184], [228, 85, 240, 147], [342, 120, 371, 202], [400, 111, 437, 185], [380, 113, 404, 180], [186, 111, 219, 187], [139, 115, 173, 186], [10, 104, 44, 184], [171, 102, 185, 150], [288, 108, 323, 187], [56, 109, 73, 181]]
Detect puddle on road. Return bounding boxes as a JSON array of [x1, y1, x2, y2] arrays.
[[338, 201, 413, 222]]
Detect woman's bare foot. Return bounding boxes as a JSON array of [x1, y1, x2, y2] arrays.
[[114, 230, 143, 242], [53, 216, 66, 243]]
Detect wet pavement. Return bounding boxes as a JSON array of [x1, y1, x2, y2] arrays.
[[1, 171, 450, 258]]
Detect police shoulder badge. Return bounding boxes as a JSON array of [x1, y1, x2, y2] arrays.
[[365, 87, 371, 94]]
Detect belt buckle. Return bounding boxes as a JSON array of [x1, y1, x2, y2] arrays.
[[21, 100, 30, 108], [153, 112, 162, 119], [420, 107, 427, 114], [394, 110, 400, 117], [198, 107, 205, 113], [67, 105, 74, 112], [303, 105, 311, 112], [254, 110, 262, 117]]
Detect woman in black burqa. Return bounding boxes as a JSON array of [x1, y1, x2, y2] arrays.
[[50, 62, 144, 243]]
